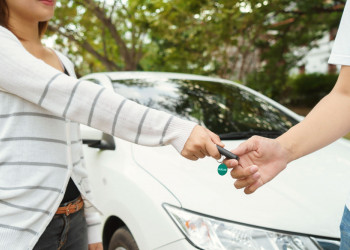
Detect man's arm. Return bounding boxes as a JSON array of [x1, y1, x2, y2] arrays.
[[225, 65, 350, 194]]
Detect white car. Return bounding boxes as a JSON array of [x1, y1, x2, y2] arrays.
[[80, 72, 348, 250]]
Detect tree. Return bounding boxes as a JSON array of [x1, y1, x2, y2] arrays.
[[146, 0, 345, 99], [244, 0, 345, 99], [145, 0, 262, 79], [50, 0, 156, 75], [49, 0, 344, 101]]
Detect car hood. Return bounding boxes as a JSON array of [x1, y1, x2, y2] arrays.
[[132, 139, 350, 238]]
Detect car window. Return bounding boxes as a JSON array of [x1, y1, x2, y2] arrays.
[[111, 78, 299, 138]]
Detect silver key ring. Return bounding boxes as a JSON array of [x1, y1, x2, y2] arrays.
[[217, 155, 226, 164]]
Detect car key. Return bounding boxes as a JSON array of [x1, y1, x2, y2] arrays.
[[216, 145, 239, 160]]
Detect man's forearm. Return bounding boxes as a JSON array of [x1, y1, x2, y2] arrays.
[[277, 67, 350, 163]]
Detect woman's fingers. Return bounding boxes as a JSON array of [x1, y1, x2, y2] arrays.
[[182, 125, 221, 160]]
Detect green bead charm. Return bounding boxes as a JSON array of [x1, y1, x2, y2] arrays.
[[217, 163, 228, 176]]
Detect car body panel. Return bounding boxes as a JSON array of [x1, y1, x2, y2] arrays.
[[131, 139, 350, 238], [82, 136, 185, 249], [154, 239, 198, 250]]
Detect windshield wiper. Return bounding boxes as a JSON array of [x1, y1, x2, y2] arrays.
[[219, 131, 282, 140]]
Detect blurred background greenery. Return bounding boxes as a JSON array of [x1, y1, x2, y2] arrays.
[[48, 0, 345, 111]]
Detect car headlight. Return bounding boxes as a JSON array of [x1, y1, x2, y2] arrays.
[[163, 204, 321, 250]]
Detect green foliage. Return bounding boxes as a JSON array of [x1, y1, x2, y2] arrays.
[[50, 0, 157, 75], [49, 0, 345, 97], [286, 73, 338, 107], [245, 70, 287, 99], [243, 0, 344, 101]]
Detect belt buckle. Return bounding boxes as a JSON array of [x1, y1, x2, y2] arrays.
[[65, 203, 74, 216], [63, 198, 82, 216], [65, 207, 70, 216], [66, 202, 80, 216]]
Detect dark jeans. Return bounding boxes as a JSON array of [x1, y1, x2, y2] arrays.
[[340, 206, 350, 250], [33, 209, 88, 250]]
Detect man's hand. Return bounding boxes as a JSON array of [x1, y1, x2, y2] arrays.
[[89, 242, 103, 250], [181, 125, 224, 160], [224, 136, 290, 194]]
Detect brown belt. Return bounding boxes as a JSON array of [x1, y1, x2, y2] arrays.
[[56, 196, 84, 216]]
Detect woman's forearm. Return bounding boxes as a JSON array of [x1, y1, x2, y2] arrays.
[[0, 27, 196, 153]]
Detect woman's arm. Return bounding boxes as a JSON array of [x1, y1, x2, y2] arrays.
[[0, 27, 222, 159]]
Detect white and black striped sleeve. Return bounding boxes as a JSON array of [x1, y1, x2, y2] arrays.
[[0, 27, 196, 153]]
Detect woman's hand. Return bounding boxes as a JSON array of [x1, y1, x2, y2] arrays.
[[181, 125, 224, 160]]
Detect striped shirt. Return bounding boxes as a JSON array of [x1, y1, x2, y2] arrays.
[[0, 26, 196, 249]]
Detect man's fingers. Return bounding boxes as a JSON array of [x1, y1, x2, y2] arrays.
[[230, 165, 258, 179], [244, 179, 264, 194], [223, 159, 238, 168], [231, 136, 260, 156], [234, 172, 260, 189]]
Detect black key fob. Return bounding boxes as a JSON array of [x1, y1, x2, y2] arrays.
[[217, 145, 239, 160]]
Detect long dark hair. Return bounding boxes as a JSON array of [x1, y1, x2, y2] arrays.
[[0, 0, 48, 38]]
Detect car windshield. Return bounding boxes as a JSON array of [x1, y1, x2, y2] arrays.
[[111, 77, 299, 139]]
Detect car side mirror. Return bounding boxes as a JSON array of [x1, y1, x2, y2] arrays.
[[80, 125, 115, 150]]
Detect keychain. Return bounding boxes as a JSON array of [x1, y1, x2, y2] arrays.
[[216, 145, 239, 176]]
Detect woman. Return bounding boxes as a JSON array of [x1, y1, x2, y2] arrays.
[[0, 0, 223, 249]]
